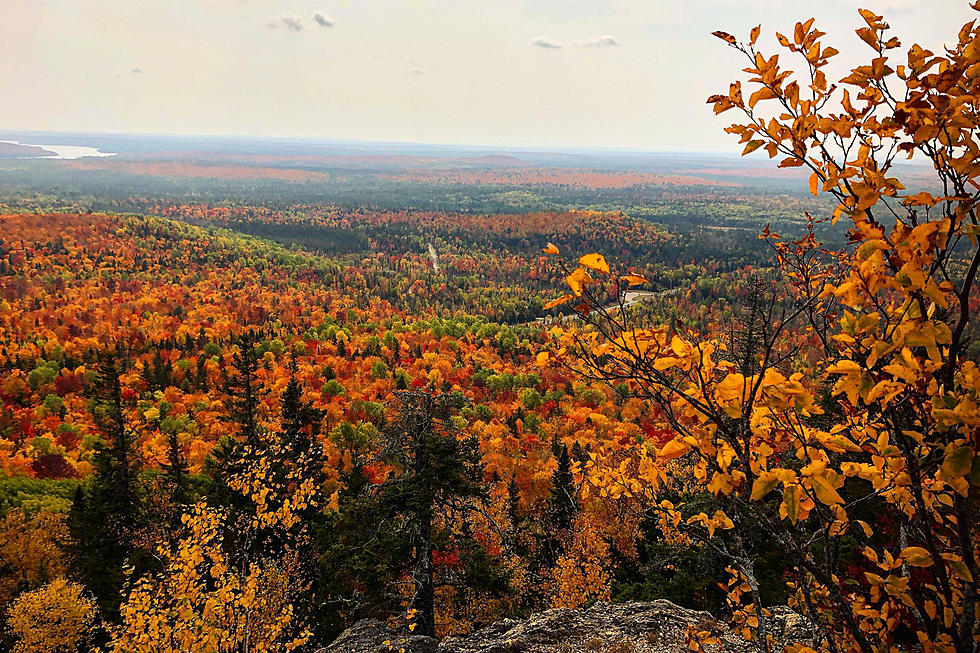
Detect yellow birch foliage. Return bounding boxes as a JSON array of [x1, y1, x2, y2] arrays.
[[0, 509, 71, 609], [113, 504, 307, 653], [546, 4, 980, 651], [6, 579, 97, 653]]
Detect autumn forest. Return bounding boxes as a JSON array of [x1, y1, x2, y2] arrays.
[[1, 5, 980, 653]]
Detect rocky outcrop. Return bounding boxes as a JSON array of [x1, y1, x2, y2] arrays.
[[322, 600, 811, 652], [440, 600, 751, 652], [321, 617, 439, 653]]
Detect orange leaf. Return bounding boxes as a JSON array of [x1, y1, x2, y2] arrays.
[[712, 30, 737, 45], [809, 172, 820, 196], [658, 439, 691, 459], [742, 140, 765, 155], [748, 88, 777, 109], [543, 294, 574, 309], [543, 242, 559, 255], [566, 267, 593, 296], [620, 274, 649, 287], [578, 253, 610, 274]]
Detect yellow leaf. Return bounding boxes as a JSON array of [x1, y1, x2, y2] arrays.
[[751, 473, 779, 500], [855, 520, 873, 538], [826, 360, 861, 374], [535, 351, 550, 367], [900, 546, 933, 567], [707, 472, 734, 496], [942, 446, 974, 479], [810, 474, 844, 506], [566, 267, 593, 296], [543, 242, 559, 255], [578, 253, 610, 274], [944, 556, 974, 582], [780, 484, 801, 524], [658, 439, 691, 460]]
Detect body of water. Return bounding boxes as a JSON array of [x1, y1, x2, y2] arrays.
[[0, 140, 117, 160]]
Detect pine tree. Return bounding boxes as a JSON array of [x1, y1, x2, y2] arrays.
[[507, 472, 521, 526], [275, 373, 327, 528]]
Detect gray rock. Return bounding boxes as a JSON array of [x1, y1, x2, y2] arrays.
[[768, 605, 816, 644], [437, 600, 753, 652], [320, 618, 438, 653], [323, 601, 810, 653]]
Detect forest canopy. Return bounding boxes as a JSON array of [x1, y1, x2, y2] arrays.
[[0, 4, 978, 653]]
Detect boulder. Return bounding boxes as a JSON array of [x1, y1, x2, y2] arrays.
[[323, 601, 767, 652], [320, 618, 439, 653], [437, 600, 753, 652]]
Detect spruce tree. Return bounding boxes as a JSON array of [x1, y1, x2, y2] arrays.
[[161, 426, 189, 507], [195, 352, 209, 391], [206, 333, 263, 522], [69, 352, 145, 619], [537, 439, 578, 570], [546, 440, 576, 532], [318, 390, 504, 639], [225, 332, 261, 446]]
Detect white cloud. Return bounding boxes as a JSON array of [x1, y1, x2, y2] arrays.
[[406, 68, 424, 75], [574, 35, 619, 47], [267, 15, 304, 32], [312, 13, 334, 28], [530, 36, 562, 49]]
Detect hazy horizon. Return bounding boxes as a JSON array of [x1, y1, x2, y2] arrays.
[[3, 0, 971, 151]]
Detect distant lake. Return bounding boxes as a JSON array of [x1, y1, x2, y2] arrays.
[[0, 140, 117, 160]]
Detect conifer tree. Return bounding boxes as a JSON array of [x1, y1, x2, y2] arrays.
[[318, 390, 501, 638], [546, 439, 576, 532], [69, 352, 145, 619], [161, 426, 189, 507]]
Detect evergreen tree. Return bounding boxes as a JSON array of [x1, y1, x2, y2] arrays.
[[225, 333, 261, 446], [69, 352, 146, 619], [160, 426, 189, 507], [537, 439, 578, 571], [144, 347, 173, 391], [206, 332, 264, 521], [195, 353, 209, 391], [317, 390, 504, 639], [209, 358, 327, 566], [546, 440, 576, 532]]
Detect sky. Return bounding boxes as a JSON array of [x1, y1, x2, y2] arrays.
[[0, 0, 973, 151]]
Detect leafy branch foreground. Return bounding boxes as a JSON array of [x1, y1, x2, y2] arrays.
[[545, 5, 980, 652]]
